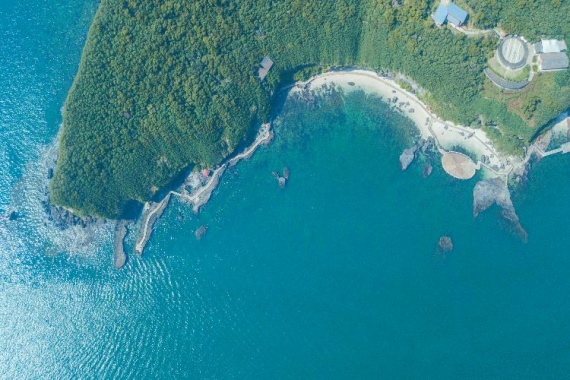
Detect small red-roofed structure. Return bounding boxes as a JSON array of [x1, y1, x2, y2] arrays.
[[201, 169, 210, 177]]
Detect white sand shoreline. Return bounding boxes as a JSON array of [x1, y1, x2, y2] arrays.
[[289, 69, 519, 179]]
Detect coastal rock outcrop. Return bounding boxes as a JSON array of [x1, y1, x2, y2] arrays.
[[420, 137, 436, 154], [400, 138, 437, 172], [473, 178, 527, 241], [399, 146, 417, 170], [509, 159, 530, 187], [43, 200, 99, 230], [114, 220, 128, 269]]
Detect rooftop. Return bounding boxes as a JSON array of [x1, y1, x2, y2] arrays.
[[432, 4, 448, 25], [432, 2, 468, 27], [258, 57, 274, 81], [497, 36, 529, 70], [536, 39, 567, 54], [539, 52, 569, 71], [441, 152, 477, 180], [446, 3, 468, 27], [260, 57, 273, 69]]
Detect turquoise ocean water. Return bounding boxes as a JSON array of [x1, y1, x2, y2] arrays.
[[2, 1, 570, 378]]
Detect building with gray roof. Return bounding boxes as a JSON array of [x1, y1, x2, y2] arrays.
[[258, 57, 273, 81], [538, 52, 569, 71]]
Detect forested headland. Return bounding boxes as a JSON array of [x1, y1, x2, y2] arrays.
[[50, 0, 570, 218]]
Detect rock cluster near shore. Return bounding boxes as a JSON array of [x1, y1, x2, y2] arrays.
[[292, 82, 342, 110], [399, 146, 417, 171], [42, 200, 99, 230], [39, 162, 101, 230], [399, 138, 437, 174]]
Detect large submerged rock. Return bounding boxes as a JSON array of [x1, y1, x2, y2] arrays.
[[399, 138, 437, 172], [438, 236, 453, 253], [473, 178, 527, 241], [283, 167, 290, 180], [399, 146, 417, 170], [422, 163, 433, 178], [272, 170, 288, 189], [195, 225, 207, 240]]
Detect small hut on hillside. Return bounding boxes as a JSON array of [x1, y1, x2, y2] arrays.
[[258, 57, 273, 81]]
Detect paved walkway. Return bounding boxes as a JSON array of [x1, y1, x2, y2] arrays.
[[135, 123, 273, 255]]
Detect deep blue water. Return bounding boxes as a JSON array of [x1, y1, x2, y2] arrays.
[[2, 1, 570, 378]]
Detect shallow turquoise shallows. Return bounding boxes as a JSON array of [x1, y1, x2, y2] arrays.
[[2, 1, 570, 378]]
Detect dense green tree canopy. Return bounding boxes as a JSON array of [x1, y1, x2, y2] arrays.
[[50, 0, 570, 218]]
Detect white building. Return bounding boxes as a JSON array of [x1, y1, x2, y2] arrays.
[[534, 39, 567, 54]]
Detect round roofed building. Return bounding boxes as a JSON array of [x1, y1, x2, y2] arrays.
[[441, 152, 477, 180], [497, 36, 529, 70]]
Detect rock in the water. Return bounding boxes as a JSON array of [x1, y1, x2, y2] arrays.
[[272, 170, 287, 188], [47, 168, 54, 179], [438, 236, 453, 253], [283, 167, 290, 180], [46, 203, 97, 230], [8, 211, 19, 221], [399, 146, 417, 170], [422, 163, 433, 178], [473, 178, 527, 241], [195, 225, 207, 240], [420, 138, 435, 154], [113, 221, 128, 269]]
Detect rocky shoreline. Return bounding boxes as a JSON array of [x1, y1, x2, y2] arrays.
[[27, 72, 569, 265], [132, 123, 274, 257], [399, 138, 438, 172]]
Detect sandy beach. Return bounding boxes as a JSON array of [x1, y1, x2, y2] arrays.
[[290, 70, 517, 178]]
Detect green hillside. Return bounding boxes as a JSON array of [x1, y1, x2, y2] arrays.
[[50, 0, 570, 218]]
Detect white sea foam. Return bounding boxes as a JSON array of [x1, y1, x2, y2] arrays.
[[1, 138, 113, 261]]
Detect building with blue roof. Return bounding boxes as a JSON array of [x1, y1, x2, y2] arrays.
[[432, 2, 468, 28]]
